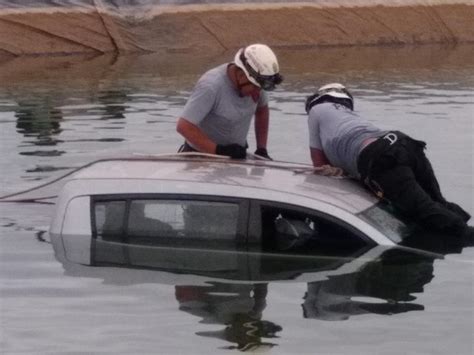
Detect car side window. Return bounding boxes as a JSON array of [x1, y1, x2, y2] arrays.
[[127, 199, 239, 241], [95, 200, 126, 236], [255, 203, 371, 255], [93, 196, 245, 248]]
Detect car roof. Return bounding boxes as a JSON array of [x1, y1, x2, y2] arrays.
[[66, 154, 378, 215]]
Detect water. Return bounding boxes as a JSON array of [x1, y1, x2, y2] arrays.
[[0, 45, 473, 354]]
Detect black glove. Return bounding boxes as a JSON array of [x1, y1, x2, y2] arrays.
[[254, 147, 272, 160], [215, 144, 247, 159]]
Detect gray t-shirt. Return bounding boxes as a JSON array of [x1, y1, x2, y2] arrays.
[[308, 102, 385, 177], [181, 63, 268, 148]]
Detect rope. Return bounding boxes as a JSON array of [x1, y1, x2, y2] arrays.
[[0, 159, 106, 202], [0, 153, 343, 203]]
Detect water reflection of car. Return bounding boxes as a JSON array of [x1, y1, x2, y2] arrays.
[[50, 154, 416, 267], [51, 222, 443, 351]]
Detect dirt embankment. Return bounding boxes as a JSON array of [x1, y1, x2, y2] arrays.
[[0, 3, 473, 57]]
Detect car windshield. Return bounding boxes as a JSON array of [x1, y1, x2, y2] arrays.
[[357, 202, 414, 243]]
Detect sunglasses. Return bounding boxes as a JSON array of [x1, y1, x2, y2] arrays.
[[240, 52, 283, 91]]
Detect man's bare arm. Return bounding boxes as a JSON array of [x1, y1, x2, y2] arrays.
[[176, 117, 216, 153]]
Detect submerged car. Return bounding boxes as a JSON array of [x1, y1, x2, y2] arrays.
[[49, 154, 416, 268]]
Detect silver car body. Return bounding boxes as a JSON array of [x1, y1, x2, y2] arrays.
[[50, 154, 404, 263]]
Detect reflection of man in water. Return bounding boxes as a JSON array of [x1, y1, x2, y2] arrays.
[[302, 249, 434, 320], [97, 90, 128, 120], [15, 100, 63, 145], [175, 282, 282, 351]]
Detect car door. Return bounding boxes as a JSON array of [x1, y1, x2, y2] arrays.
[[247, 199, 376, 280], [90, 194, 251, 278]]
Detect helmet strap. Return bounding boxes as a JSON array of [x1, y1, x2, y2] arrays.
[[230, 64, 258, 98], [307, 96, 353, 112]]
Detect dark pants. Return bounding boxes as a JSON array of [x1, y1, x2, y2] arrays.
[[357, 131, 470, 234]]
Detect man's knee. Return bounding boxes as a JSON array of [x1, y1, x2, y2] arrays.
[[369, 166, 442, 217], [419, 210, 468, 235]]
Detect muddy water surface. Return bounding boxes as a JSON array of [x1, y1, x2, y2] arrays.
[[0, 45, 473, 354]]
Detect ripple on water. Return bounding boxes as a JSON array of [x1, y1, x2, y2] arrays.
[[19, 150, 66, 157]]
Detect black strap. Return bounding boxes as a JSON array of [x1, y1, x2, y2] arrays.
[[178, 142, 198, 153]]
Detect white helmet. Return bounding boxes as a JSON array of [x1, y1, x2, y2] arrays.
[[305, 83, 354, 112], [234, 44, 283, 91]]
